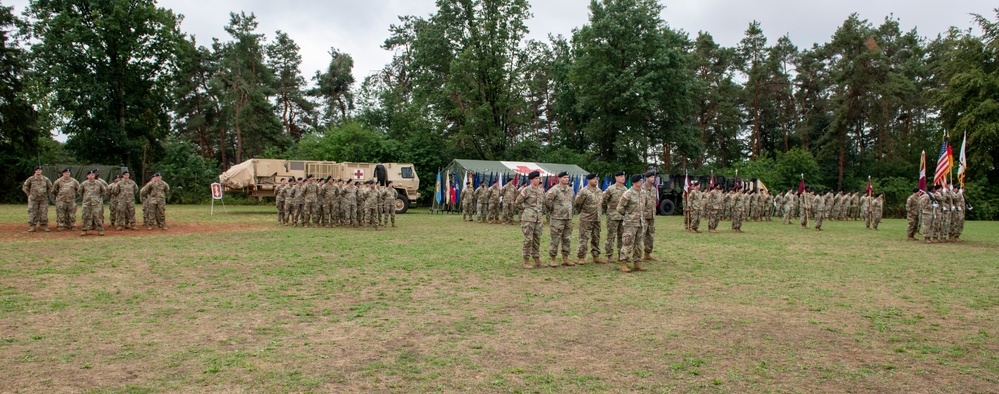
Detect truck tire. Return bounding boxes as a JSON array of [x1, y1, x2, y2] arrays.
[[395, 192, 410, 214], [657, 199, 675, 216], [375, 165, 388, 186]]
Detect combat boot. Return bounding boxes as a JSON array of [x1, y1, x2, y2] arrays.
[[643, 253, 658, 262], [606, 255, 616, 264], [549, 256, 559, 268], [27, 225, 36, 233], [562, 254, 575, 267], [97, 230, 105, 236], [80, 230, 88, 236], [533, 256, 542, 268], [116, 226, 123, 231], [592, 256, 607, 264], [577, 257, 587, 266], [619, 261, 631, 272], [523, 258, 533, 269], [633, 261, 647, 271], [56, 226, 64, 232], [41, 226, 50, 232]]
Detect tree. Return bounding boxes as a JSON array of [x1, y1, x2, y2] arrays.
[[691, 32, 744, 168], [28, 0, 182, 174], [0, 4, 45, 202], [267, 31, 315, 139], [311, 47, 355, 127], [172, 35, 220, 159]]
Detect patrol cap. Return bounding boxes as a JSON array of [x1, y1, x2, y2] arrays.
[[34, 165, 44, 170], [614, 171, 626, 177], [630, 174, 643, 183], [121, 169, 129, 174], [326, 176, 332, 181], [912, 188, 920, 193], [307, 174, 314, 179], [585, 174, 597, 180], [61, 168, 71, 174], [154, 172, 162, 177], [387, 180, 393, 185], [644, 171, 656, 178], [113, 175, 121, 180], [86, 169, 96, 175], [92, 168, 100, 173], [297, 177, 303, 181], [557, 171, 569, 178], [527, 171, 540, 180]]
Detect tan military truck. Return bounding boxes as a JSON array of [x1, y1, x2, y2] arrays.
[[219, 158, 420, 213]]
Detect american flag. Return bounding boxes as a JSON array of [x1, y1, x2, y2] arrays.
[[934, 134, 951, 186]]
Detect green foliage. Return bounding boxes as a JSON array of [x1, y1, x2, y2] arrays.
[[151, 140, 220, 204], [294, 122, 397, 163], [310, 47, 354, 127]]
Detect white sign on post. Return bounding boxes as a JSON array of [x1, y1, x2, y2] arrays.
[[211, 182, 227, 215]]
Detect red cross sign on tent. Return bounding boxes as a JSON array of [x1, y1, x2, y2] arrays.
[[353, 169, 365, 179]]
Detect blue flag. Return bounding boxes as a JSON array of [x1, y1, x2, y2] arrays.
[[434, 170, 442, 205]]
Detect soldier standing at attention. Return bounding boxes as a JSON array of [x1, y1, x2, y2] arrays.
[[374, 182, 385, 225], [546, 172, 574, 267], [905, 188, 921, 240], [289, 177, 304, 227], [861, 192, 872, 228], [51, 168, 79, 231], [488, 180, 502, 224], [640, 172, 658, 262], [687, 181, 703, 233], [954, 185, 967, 242], [317, 177, 330, 227], [518, 171, 545, 269], [783, 188, 796, 225], [871, 193, 884, 230], [919, 186, 936, 243], [331, 179, 343, 227], [616, 174, 647, 272], [813, 190, 828, 231], [573, 174, 604, 265], [283, 178, 298, 226], [363, 180, 381, 230], [461, 181, 474, 221], [474, 181, 488, 223], [800, 187, 811, 229], [77, 170, 107, 236], [342, 180, 358, 227], [602, 171, 628, 261], [731, 188, 745, 232], [22, 165, 53, 232], [108, 175, 121, 229], [937, 186, 952, 242], [707, 185, 723, 232], [275, 178, 288, 224], [140, 173, 170, 230], [383, 181, 398, 227], [501, 178, 517, 225], [115, 170, 139, 230], [299, 175, 317, 227]]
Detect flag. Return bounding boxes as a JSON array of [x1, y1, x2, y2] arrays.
[[958, 132, 967, 187], [866, 176, 872, 196], [733, 169, 740, 190], [455, 173, 461, 205], [444, 172, 452, 204], [709, 170, 715, 189], [683, 172, 690, 197], [798, 173, 805, 194], [434, 170, 442, 205], [602, 176, 610, 191], [918, 150, 927, 191], [934, 133, 951, 186]]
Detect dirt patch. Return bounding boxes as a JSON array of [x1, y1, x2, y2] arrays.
[[0, 223, 258, 239]]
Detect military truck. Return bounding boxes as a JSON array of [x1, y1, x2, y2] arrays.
[[218, 159, 420, 213], [653, 174, 768, 215]]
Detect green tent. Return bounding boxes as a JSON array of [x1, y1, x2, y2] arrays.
[[443, 159, 589, 182]]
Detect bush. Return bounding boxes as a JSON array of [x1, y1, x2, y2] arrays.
[[151, 140, 220, 204]]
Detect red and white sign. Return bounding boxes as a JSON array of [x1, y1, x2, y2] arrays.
[[352, 169, 365, 180], [500, 161, 549, 176], [211, 183, 223, 200]]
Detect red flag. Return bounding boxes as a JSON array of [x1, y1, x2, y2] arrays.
[[798, 173, 805, 194], [918, 150, 927, 191], [866, 176, 873, 196], [709, 171, 715, 189]]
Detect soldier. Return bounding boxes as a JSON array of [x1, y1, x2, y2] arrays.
[[773, 190, 784, 220], [813, 190, 828, 231], [318, 177, 330, 227], [298, 175, 316, 227], [275, 178, 288, 224], [140, 173, 170, 230], [362, 180, 380, 230], [722, 187, 733, 221], [871, 193, 884, 230], [460, 181, 474, 221], [342, 179, 358, 227], [831, 191, 843, 221], [383, 181, 398, 227], [518, 171, 545, 269], [640, 171, 658, 262], [783, 188, 796, 225], [488, 180, 502, 224], [707, 185, 723, 232], [799, 188, 811, 229], [731, 188, 745, 232], [953, 185, 967, 242], [905, 188, 921, 240], [474, 181, 488, 223], [115, 170, 139, 230], [502, 178, 517, 224], [574, 174, 604, 265], [919, 186, 937, 243], [374, 182, 385, 225], [546, 172, 574, 267], [331, 179, 343, 227], [51, 168, 79, 231], [602, 171, 628, 261], [687, 181, 703, 233], [283, 178, 299, 226], [22, 165, 53, 232], [290, 177, 305, 227], [937, 186, 951, 242], [861, 192, 872, 228], [616, 174, 647, 272], [77, 170, 108, 236], [108, 175, 121, 228]]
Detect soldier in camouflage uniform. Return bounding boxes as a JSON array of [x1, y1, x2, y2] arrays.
[[813, 190, 828, 231], [461, 182, 474, 221], [114, 170, 139, 230], [573, 174, 604, 265], [686, 182, 703, 233], [800, 188, 812, 228], [474, 182, 488, 223], [501, 178, 517, 224], [317, 177, 330, 227], [860, 192, 872, 228], [905, 188, 921, 240], [361, 180, 380, 230], [919, 186, 937, 243], [518, 171, 545, 269], [937, 187, 951, 242], [731, 188, 745, 232], [602, 172, 627, 261], [78, 169, 108, 235], [546, 172, 574, 267], [283, 178, 299, 226], [342, 180, 358, 227], [289, 177, 304, 226], [383, 181, 398, 227], [486, 180, 501, 224], [22, 165, 53, 232], [640, 172, 658, 262], [871, 193, 884, 230], [51, 168, 79, 231], [299, 175, 317, 227], [616, 174, 647, 272], [707, 185, 723, 232], [140, 173, 170, 230], [953, 186, 967, 242], [108, 175, 121, 228], [275, 178, 288, 224], [331, 179, 343, 227]]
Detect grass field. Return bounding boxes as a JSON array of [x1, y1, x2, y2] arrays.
[[0, 204, 996, 393]]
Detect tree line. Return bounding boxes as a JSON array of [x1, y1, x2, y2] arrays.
[[1, 0, 996, 218]]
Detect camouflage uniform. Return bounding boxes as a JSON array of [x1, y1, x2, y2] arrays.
[[140, 178, 170, 229], [731, 191, 745, 231], [707, 189, 722, 230], [362, 184, 380, 230], [573, 183, 602, 263], [460, 186, 474, 221], [300, 180, 319, 227], [905, 192, 920, 239], [919, 192, 935, 242], [474, 184, 488, 222], [799, 192, 811, 227], [937, 191, 951, 241], [342, 182, 358, 226], [374, 185, 384, 224], [616, 186, 646, 271], [488, 184, 502, 223], [517, 183, 545, 267], [329, 182, 341, 226], [871, 196, 883, 230], [860, 195, 872, 228], [602, 183, 627, 260], [317, 181, 329, 226], [275, 183, 288, 224], [545, 183, 574, 265], [383, 186, 397, 226], [108, 179, 120, 227], [22, 173, 53, 230], [77, 178, 108, 233], [114, 177, 139, 229], [954, 190, 966, 240], [283, 182, 299, 225], [813, 193, 828, 230], [687, 188, 703, 232], [640, 182, 657, 256], [501, 182, 517, 224], [782, 192, 796, 224], [51, 175, 80, 230]]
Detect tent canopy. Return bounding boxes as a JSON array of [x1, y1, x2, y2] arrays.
[[443, 159, 589, 178]]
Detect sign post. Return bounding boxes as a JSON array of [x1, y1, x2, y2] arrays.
[[211, 182, 227, 215]]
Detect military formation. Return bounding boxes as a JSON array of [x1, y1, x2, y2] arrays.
[[22, 166, 171, 235], [273, 175, 399, 230], [913, 185, 968, 243]]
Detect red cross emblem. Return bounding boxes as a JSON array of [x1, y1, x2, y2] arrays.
[[514, 165, 541, 175], [353, 169, 364, 179]]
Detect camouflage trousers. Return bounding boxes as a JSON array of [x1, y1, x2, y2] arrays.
[[317, 201, 327, 225], [782, 207, 793, 224], [383, 203, 395, 225], [487, 202, 501, 222], [872, 212, 882, 229], [548, 219, 572, 257], [81, 203, 104, 231], [732, 209, 744, 230], [814, 210, 825, 229], [301, 201, 317, 225], [145, 201, 166, 229], [276, 198, 285, 223], [363, 206, 378, 229], [27, 197, 49, 226], [330, 202, 340, 225], [936, 210, 949, 240], [954, 211, 965, 237], [641, 217, 655, 254], [109, 199, 118, 226], [502, 201, 515, 223], [56, 200, 76, 229], [863, 209, 871, 227], [620, 224, 644, 262], [462, 201, 474, 221], [477, 203, 487, 222], [800, 208, 808, 227], [283, 201, 296, 224], [605, 219, 623, 258], [689, 210, 701, 231], [376, 202, 383, 224], [116, 200, 137, 228], [906, 213, 919, 238], [708, 210, 720, 230], [521, 220, 543, 259], [576, 219, 601, 258], [922, 213, 935, 239], [342, 202, 357, 226]]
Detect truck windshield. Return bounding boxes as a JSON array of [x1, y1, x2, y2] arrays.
[[401, 167, 414, 179]]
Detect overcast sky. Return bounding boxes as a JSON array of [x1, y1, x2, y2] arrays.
[[7, 0, 994, 85]]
